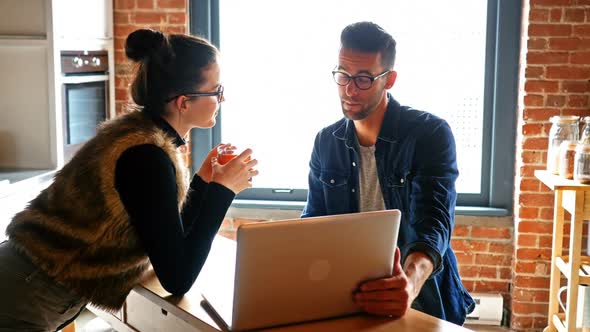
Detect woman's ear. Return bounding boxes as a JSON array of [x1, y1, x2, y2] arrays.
[[175, 96, 188, 113]]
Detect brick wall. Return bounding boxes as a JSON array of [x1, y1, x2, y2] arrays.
[[112, 0, 190, 163], [515, 0, 590, 330]]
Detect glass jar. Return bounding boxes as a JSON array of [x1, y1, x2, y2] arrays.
[[581, 116, 590, 144], [547, 115, 580, 174], [574, 144, 590, 184], [558, 140, 577, 179]]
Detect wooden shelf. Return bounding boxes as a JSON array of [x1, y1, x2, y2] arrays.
[[556, 256, 590, 284], [535, 170, 590, 191]]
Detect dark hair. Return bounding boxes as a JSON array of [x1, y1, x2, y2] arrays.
[[125, 29, 219, 116], [340, 22, 397, 70]]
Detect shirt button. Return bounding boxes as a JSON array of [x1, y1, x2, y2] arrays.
[[330, 179, 335, 184], [352, 162, 356, 167], [352, 188, 356, 193]]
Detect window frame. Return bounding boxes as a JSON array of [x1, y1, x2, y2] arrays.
[[189, 0, 521, 214]]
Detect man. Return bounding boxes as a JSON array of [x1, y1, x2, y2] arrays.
[[302, 21, 475, 325]]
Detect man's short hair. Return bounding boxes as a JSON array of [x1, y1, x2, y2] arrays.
[[340, 21, 397, 70]]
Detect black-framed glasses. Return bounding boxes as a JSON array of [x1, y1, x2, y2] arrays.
[[165, 85, 224, 103], [331, 70, 391, 90]]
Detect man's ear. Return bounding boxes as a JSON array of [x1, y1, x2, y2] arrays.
[[385, 70, 397, 90]]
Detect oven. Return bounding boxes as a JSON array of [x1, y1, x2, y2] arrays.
[[60, 50, 110, 161]]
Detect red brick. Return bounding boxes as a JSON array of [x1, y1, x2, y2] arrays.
[[519, 193, 554, 207], [529, 24, 572, 37], [137, 0, 155, 9], [531, 0, 572, 5], [547, 66, 590, 79], [512, 302, 548, 316], [455, 252, 474, 265], [550, 8, 563, 22], [568, 95, 589, 107], [451, 239, 489, 253], [115, 0, 135, 10], [520, 165, 548, 177], [511, 316, 534, 330], [539, 235, 554, 248], [563, 80, 590, 93], [513, 275, 551, 288], [518, 220, 554, 234], [158, 0, 186, 9], [167, 13, 187, 24], [475, 254, 512, 266], [114, 24, 138, 38], [114, 12, 129, 24], [115, 88, 129, 101], [163, 26, 186, 34], [515, 261, 537, 274], [524, 108, 562, 121], [529, 38, 548, 50], [521, 151, 543, 164], [525, 80, 560, 93], [459, 266, 479, 278], [473, 280, 510, 292], [525, 66, 545, 79], [134, 12, 167, 24], [565, 8, 586, 22], [522, 137, 549, 150], [520, 178, 541, 191], [521, 123, 544, 136], [452, 225, 470, 237], [499, 267, 512, 280], [479, 266, 499, 279], [530, 9, 550, 22], [527, 51, 569, 64], [546, 95, 567, 107], [489, 242, 514, 255], [518, 207, 540, 219], [549, 38, 584, 50], [516, 248, 552, 260], [472, 227, 512, 239], [571, 52, 590, 64], [524, 94, 544, 107], [574, 25, 590, 37]]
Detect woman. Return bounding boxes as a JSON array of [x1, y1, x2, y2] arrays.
[[0, 29, 257, 331]]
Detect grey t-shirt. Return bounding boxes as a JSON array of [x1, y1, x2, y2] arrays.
[[358, 145, 385, 212]]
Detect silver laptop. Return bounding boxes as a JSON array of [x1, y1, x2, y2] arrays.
[[200, 209, 401, 331]]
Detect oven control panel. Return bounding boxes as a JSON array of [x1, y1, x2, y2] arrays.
[[61, 50, 109, 75]]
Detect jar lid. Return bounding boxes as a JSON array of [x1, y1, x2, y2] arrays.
[[561, 140, 578, 150], [576, 143, 590, 153], [551, 115, 580, 123]]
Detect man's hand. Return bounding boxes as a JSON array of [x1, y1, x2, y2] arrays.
[[353, 247, 433, 318]]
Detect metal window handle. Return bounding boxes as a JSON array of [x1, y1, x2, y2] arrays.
[[272, 189, 294, 194]]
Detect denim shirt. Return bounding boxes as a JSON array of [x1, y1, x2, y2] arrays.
[[302, 94, 475, 325]]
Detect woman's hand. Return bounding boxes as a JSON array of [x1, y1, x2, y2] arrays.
[[210, 148, 259, 194], [197, 143, 233, 183]]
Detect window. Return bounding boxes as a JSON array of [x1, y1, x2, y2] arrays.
[[190, 0, 520, 213]]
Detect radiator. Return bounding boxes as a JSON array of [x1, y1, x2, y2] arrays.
[[464, 292, 504, 326]]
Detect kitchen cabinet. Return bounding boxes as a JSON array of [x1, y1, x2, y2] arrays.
[[0, 0, 114, 170]]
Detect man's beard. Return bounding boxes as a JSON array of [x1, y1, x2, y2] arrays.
[[341, 101, 373, 120]]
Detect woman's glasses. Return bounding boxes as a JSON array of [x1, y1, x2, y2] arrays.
[[166, 85, 224, 103]]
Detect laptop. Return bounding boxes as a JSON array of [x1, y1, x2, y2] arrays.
[[200, 209, 401, 331]]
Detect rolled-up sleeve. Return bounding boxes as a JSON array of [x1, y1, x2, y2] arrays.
[[405, 119, 458, 277]]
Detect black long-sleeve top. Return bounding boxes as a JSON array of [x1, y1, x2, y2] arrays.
[[114, 116, 234, 295]]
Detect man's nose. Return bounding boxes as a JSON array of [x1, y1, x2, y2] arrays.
[[345, 80, 359, 97]]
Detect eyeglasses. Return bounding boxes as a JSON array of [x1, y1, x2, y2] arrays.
[[332, 70, 391, 90], [165, 85, 224, 103]]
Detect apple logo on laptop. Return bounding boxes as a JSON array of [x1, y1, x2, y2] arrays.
[[308, 259, 331, 281]]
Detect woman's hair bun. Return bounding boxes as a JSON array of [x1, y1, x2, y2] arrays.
[[125, 29, 166, 62]]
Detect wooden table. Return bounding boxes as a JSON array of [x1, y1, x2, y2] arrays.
[[90, 236, 473, 332]]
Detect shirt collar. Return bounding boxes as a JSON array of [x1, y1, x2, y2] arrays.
[[333, 93, 400, 146], [151, 115, 186, 147]]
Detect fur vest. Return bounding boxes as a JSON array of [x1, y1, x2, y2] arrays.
[[6, 111, 189, 311]]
